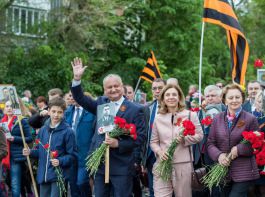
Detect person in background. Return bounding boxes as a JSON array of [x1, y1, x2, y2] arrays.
[[124, 85, 134, 102], [207, 84, 260, 196], [185, 84, 198, 109], [65, 96, 95, 197], [1, 101, 32, 197], [142, 78, 166, 197], [150, 84, 203, 197], [36, 96, 48, 112], [243, 81, 262, 113], [0, 126, 7, 197], [64, 92, 74, 107], [166, 78, 179, 86], [48, 88, 64, 101], [0, 127, 7, 162], [215, 82, 224, 89], [249, 90, 265, 197], [28, 88, 63, 130], [198, 85, 225, 165], [22, 90, 34, 106]]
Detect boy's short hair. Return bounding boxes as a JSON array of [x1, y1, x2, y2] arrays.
[[48, 88, 63, 98], [48, 97, 66, 111]]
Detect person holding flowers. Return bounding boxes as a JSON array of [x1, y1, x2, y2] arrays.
[[70, 57, 146, 197], [23, 97, 77, 197], [150, 84, 203, 197], [207, 84, 260, 196], [251, 90, 265, 196], [1, 100, 32, 197]]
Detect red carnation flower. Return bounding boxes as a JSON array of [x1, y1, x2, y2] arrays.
[[174, 118, 182, 126], [190, 108, 200, 112], [114, 116, 126, 128], [254, 59, 263, 68], [51, 150, 58, 159], [242, 131, 257, 144], [182, 120, 196, 136], [252, 140, 263, 149], [43, 143, 50, 149], [260, 171, 265, 176], [35, 139, 40, 145], [256, 150, 265, 166], [201, 116, 213, 126], [124, 123, 131, 133]]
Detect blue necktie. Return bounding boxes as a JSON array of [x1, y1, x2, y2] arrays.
[[73, 107, 80, 132]]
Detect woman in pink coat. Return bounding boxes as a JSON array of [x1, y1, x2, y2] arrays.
[[150, 84, 203, 197]]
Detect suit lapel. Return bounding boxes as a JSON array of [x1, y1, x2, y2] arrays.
[[116, 100, 128, 118]]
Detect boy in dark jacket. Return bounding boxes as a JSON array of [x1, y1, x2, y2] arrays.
[[23, 97, 77, 197]]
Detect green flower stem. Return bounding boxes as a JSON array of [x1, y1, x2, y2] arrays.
[[86, 143, 108, 176], [201, 164, 229, 190], [85, 127, 134, 175], [155, 138, 179, 181], [54, 166, 67, 197]]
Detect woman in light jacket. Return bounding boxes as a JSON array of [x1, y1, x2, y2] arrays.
[[150, 84, 203, 197]]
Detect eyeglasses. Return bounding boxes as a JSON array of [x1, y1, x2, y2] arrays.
[[152, 86, 164, 91]]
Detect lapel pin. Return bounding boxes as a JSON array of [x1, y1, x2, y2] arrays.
[[120, 105, 126, 112]]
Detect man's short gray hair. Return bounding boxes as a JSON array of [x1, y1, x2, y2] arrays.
[[167, 78, 178, 86], [103, 74, 123, 86], [204, 85, 222, 96]]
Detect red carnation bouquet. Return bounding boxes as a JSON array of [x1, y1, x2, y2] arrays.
[[34, 139, 66, 197], [201, 116, 213, 126], [86, 117, 137, 175], [242, 131, 265, 175], [202, 131, 265, 190], [155, 119, 196, 181]]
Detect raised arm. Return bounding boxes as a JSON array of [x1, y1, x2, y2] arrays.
[[70, 57, 97, 114], [71, 57, 88, 81]]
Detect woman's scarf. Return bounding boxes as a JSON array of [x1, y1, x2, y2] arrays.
[[1, 114, 17, 169]]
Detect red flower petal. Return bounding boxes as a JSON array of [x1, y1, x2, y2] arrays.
[[44, 143, 50, 149], [35, 139, 40, 145], [51, 150, 58, 159]]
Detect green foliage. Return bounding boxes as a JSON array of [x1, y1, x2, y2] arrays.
[[1, 44, 101, 97]]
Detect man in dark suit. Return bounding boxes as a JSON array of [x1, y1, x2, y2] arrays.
[[70, 57, 146, 197], [65, 98, 95, 197], [142, 78, 166, 197], [243, 80, 262, 113]]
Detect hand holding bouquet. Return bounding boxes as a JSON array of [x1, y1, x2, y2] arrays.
[[34, 139, 66, 197], [155, 119, 196, 181], [202, 130, 265, 190], [86, 117, 137, 175]]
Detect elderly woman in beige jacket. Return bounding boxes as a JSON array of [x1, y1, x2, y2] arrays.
[[150, 84, 203, 197]]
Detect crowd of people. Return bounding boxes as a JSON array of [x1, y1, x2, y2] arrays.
[[0, 57, 265, 197]]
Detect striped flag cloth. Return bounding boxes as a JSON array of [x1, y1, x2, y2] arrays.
[[140, 51, 162, 83], [203, 0, 249, 86]]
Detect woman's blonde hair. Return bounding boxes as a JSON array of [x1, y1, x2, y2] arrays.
[[222, 83, 245, 104], [158, 84, 186, 114]]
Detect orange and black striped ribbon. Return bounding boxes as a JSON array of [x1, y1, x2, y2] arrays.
[[140, 51, 162, 83], [203, 0, 249, 86]]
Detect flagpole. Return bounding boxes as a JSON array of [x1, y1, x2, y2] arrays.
[[199, 21, 205, 106], [133, 78, 142, 101]]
